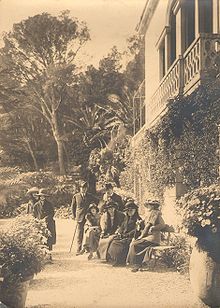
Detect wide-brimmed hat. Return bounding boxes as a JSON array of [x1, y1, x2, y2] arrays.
[[144, 200, 160, 209], [26, 187, 39, 195], [79, 180, 88, 188], [88, 203, 99, 212], [36, 188, 50, 197], [124, 200, 138, 211], [105, 201, 118, 209]]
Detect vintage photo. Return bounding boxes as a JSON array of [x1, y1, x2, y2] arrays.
[[0, 0, 219, 307]]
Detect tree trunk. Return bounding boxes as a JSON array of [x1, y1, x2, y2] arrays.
[[52, 111, 66, 175], [25, 140, 39, 171]]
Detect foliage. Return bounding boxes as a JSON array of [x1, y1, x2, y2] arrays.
[[121, 82, 220, 200], [88, 135, 130, 189], [176, 184, 220, 237], [159, 234, 192, 274], [0, 216, 48, 283], [55, 205, 72, 219], [0, 11, 90, 174]]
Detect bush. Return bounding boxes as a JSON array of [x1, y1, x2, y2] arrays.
[[176, 184, 220, 238], [0, 216, 49, 283], [55, 206, 72, 219], [159, 234, 192, 274]]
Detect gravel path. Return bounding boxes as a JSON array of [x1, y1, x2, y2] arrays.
[[26, 219, 207, 308]]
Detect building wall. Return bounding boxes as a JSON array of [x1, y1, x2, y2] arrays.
[[144, 0, 169, 121]]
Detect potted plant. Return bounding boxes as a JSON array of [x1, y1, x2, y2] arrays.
[[0, 216, 49, 308], [176, 184, 220, 307]]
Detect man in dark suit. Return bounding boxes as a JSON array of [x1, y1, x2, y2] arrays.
[[71, 180, 98, 255], [100, 183, 124, 212]]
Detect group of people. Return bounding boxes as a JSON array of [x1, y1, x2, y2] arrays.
[[71, 181, 166, 272], [26, 187, 56, 259]]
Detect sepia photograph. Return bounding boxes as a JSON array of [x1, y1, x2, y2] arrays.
[[0, 0, 220, 307]]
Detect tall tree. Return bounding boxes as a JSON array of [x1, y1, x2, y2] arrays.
[[0, 11, 90, 174]]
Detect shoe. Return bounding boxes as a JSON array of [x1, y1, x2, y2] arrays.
[[76, 251, 81, 256], [131, 267, 140, 272], [88, 253, 93, 260]]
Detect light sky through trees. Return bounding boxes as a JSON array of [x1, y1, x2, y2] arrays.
[[0, 0, 146, 66]]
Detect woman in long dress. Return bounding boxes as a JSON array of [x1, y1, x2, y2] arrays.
[[126, 200, 165, 272], [107, 200, 142, 266], [83, 203, 101, 260], [97, 201, 124, 261]]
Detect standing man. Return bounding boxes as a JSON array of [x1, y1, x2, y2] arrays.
[[71, 180, 98, 255], [101, 183, 124, 212]]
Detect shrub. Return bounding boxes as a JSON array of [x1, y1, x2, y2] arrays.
[[0, 216, 49, 283], [176, 184, 220, 262], [176, 184, 220, 238], [159, 234, 192, 274], [55, 206, 72, 219]]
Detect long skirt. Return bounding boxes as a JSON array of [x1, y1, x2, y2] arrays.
[[126, 238, 157, 266], [47, 218, 56, 250], [83, 227, 101, 252], [97, 235, 115, 260], [108, 237, 132, 265]]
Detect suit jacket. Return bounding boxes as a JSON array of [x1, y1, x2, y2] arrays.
[[71, 192, 98, 223], [100, 192, 124, 212], [102, 210, 125, 235]]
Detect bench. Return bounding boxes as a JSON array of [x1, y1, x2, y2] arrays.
[[148, 225, 178, 268]]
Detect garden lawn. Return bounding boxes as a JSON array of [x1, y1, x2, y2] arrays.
[[26, 219, 207, 308]]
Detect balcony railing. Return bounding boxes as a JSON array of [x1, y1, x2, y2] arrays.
[[148, 33, 220, 125]]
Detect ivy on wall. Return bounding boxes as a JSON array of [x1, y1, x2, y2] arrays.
[[120, 79, 220, 200]]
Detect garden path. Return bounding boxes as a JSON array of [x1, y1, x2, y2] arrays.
[[26, 219, 207, 308]]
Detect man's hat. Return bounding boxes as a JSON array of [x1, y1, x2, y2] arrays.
[[79, 180, 88, 188], [144, 200, 160, 209], [124, 200, 138, 211], [36, 188, 50, 197], [26, 187, 39, 195]]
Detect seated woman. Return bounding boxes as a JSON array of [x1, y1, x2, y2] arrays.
[[83, 203, 101, 260], [107, 200, 142, 266], [97, 201, 125, 261], [126, 200, 165, 272]]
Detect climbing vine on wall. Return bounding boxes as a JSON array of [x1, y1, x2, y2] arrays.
[[121, 79, 220, 199]]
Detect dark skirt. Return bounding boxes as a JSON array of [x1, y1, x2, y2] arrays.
[[47, 218, 56, 250], [126, 238, 156, 265], [108, 237, 132, 265], [97, 235, 115, 260], [83, 227, 101, 252]]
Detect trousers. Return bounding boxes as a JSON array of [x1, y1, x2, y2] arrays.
[[76, 221, 85, 252]]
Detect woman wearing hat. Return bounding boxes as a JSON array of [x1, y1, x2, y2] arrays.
[[26, 187, 39, 215], [97, 201, 125, 260], [82, 203, 101, 260], [126, 200, 165, 272], [33, 189, 56, 257], [107, 200, 142, 266]]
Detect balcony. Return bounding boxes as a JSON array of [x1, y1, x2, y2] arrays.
[[148, 33, 220, 125]]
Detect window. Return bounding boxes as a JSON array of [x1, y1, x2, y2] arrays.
[[170, 11, 176, 65], [199, 0, 213, 33], [159, 40, 166, 79], [184, 0, 195, 51]]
